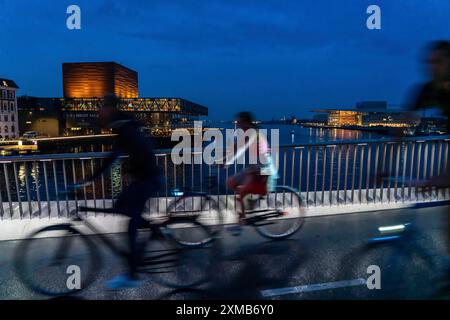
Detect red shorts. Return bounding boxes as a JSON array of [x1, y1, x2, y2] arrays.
[[229, 166, 268, 196]]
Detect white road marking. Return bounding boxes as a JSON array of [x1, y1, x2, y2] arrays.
[[261, 278, 367, 297]]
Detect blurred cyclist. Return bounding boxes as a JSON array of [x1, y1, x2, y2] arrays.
[[77, 94, 163, 289], [407, 40, 450, 282], [410, 40, 450, 127], [225, 111, 277, 233]]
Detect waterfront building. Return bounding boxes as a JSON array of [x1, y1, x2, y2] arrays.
[[0, 78, 20, 139], [18, 62, 207, 137], [18, 97, 207, 137], [312, 101, 416, 128], [63, 62, 138, 99]]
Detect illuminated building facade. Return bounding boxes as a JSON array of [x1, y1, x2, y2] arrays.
[[327, 110, 363, 126], [313, 103, 417, 129], [18, 62, 207, 138], [63, 62, 139, 98], [362, 112, 413, 128], [18, 97, 207, 137], [0, 78, 20, 139], [62, 97, 207, 136]]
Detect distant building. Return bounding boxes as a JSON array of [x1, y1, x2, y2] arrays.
[[17, 97, 62, 137], [0, 78, 20, 139], [362, 111, 413, 128], [63, 62, 139, 98], [18, 62, 207, 138], [312, 101, 417, 128], [328, 110, 363, 126], [18, 97, 207, 137]]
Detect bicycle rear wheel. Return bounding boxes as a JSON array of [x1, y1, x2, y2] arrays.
[[254, 186, 305, 240], [166, 193, 223, 246], [141, 219, 215, 288], [14, 224, 100, 297]]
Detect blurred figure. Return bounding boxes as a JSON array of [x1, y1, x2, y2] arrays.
[[411, 40, 450, 126], [410, 41, 450, 186], [80, 94, 163, 289], [226, 111, 277, 233], [408, 41, 450, 283]]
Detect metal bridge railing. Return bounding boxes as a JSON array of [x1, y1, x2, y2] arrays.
[[0, 135, 449, 220]]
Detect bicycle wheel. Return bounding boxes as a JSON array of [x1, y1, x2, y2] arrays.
[[254, 186, 305, 240], [141, 219, 215, 288], [14, 224, 100, 297], [166, 193, 223, 246]]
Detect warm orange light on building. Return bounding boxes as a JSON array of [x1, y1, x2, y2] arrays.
[[328, 111, 362, 126], [63, 62, 138, 98]]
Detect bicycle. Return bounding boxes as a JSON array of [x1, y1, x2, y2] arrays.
[[166, 174, 306, 245], [14, 197, 215, 297]]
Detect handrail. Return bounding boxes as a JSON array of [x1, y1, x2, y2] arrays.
[[1, 135, 449, 162]]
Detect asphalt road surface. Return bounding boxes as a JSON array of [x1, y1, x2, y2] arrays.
[[1, 205, 449, 300]]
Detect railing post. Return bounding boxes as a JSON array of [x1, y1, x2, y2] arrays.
[[1, 162, 13, 219], [351, 145, 357, 204], [416, 142, 423, 201], [314, 146, 319, 206], [344, 145, 350, 205], [306, 146, 311, 207], [401, 142, 408, 202], [373, 144, 380, 203], [12, 162, 24, 219], [336, 145, 342, 206], [329, 145, 335, 206], [358, 144, 365, 204], [321, 146, 327, 206], [394, 143, 401, 202], [366, 144, 371, 204]]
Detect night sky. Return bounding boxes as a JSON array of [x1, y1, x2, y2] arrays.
[[0, 0, 449, 120]]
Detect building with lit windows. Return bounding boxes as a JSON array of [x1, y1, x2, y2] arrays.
[[312, 101, 416, 129], [63, 62, 139, 99], [0, 78, 20, 139], [326, 110, 363, 126], [18, 62, 207, 137]]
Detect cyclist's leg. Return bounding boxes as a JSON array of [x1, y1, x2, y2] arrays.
[[116, 179, 159, 278], [236, 173, 268, 219], [227, 169, 250, 222]]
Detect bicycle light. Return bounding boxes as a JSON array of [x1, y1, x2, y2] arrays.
[[378, 224, 406, 234]]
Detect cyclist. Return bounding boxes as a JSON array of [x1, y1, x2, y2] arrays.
[[409, 41, 450, 127], [407, 40, 450, 283], [225, 111, 277, 232], [76, 94, 163, 290]]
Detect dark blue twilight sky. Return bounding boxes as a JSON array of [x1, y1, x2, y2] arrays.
[[0, 0, 449, 120]]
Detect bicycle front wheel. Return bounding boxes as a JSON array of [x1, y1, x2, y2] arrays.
[[166, 193, 223, 246], [254, 186, 305, 240], [14, 224, 100, 297]]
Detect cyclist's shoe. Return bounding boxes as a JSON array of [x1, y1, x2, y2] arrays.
[[106, 274, 143, 290], [227, 224, 243, 236]]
